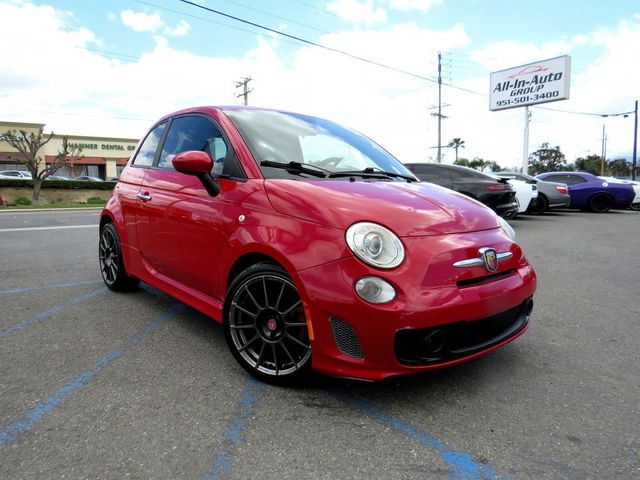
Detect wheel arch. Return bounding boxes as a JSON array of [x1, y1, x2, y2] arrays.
[[227, 252, 287, 288]]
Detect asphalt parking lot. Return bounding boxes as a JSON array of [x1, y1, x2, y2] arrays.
[[0, 207, 638, 479]]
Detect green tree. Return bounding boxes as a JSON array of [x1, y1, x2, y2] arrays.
[[607, 158, 631, 177], [528, 143, 568, 175], [447, 137, 465, 162], [454, 157, 470, 167], [574, 154, 602, 175], [1, 129, 82, 205]]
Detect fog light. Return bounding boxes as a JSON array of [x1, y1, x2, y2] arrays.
[[355, 276, 396, 304]]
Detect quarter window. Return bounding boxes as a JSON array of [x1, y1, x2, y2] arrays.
[[133, 122, 166, 167]]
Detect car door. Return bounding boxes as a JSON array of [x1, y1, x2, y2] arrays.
[[135, 114, 235, 298], [117, 121, 166, 248]]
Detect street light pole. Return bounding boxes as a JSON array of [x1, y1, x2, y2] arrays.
[[633, 100, 638, 181]]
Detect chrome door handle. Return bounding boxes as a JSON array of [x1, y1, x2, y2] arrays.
[[136, 193, 151, 202]]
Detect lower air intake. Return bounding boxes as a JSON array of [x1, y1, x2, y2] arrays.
[[329, 316, 364, 360]]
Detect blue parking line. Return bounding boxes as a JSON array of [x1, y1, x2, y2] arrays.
[[0, 287, 107, 338], [337, 394, 511, 480], [202, 379, 266, 480], [0, 306, 183, 446], [0, 279, 103, 296]]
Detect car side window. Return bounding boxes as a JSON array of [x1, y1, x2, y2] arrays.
[[158, 115, 231, 176], [132, 122, 166, 167], [563, 175, 587, 185], [410, 165, 449, 183]]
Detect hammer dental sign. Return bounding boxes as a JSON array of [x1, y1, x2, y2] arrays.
[[490, 55, 571, 111]]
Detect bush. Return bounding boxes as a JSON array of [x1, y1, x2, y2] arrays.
[[0, 179, 116, 190], [14, 196, 32, 206], [86, 197, 107, 205]]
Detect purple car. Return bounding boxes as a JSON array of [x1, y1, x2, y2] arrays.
[[537, 171, 635, 213]]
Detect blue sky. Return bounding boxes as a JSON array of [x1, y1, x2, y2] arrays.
[[1, 0, 639, 167]]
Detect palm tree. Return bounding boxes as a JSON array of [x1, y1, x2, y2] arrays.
[[447, 138, 465, 161]]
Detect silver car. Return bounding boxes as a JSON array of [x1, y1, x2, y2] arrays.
[[498, 171, 571, 214], [0, 170, 32, 180]]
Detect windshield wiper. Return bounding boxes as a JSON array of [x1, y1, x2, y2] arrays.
[[260, 160, 329, 178], [329, 167, 417, 182]]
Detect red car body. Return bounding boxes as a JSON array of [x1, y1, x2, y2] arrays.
[[100, 106, 536, 382]]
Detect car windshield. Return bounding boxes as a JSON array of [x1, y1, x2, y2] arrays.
[[224, 109, 414, 180]]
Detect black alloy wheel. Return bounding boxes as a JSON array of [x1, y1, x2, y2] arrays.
[[588, 194, 614, 213], [528, 194, 548, 215], [224, 263, 312, 384], [630, 202, 640, 211], [99, 223, 139, 291]]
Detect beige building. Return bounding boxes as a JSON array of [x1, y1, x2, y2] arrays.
[[0, 121, 139, 180]]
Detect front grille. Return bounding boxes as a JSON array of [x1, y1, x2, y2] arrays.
[[457, 269, 517, 288], [329, 316, 364, 360], [395, 298, 532, 366]]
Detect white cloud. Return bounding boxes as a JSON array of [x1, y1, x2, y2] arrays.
[[1, 2, 639, 168], [164, 19, 190, 37], [120, 9, 164, 33], [327, 0, 387, 25], [388, 0, 443, 13]]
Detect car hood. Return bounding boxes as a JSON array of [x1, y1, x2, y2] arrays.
[[264, 180, 500, 236]]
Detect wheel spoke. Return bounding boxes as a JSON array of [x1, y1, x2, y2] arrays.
[[255, 342, 266, 368], [271, 343, 279, 375], [281, 299, 302, 316], [232, 302, 258, 319], [238, 334, 259, 353], [280, 341, 298, 370], [285, 322, 307, 328], [263, 277, 269, 308], [109, 263, 117, 281], [244, 287, 262, 311], [275, 282, 286, 311], [230, 323, 256, 330], [285, 333, 310, 350]]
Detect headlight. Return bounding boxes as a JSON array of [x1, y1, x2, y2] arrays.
[[345, 222, 404, 269], [498, 216, 516, 240]]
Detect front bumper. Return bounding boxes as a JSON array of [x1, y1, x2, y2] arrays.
[[297, 229, 537, 381]]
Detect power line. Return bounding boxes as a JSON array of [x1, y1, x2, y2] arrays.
[[217, 0, 332, 35], [173, 0, 439, 84]]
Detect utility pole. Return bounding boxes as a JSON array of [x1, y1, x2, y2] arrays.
[[437, 52, 442, 163], [633, 100, 638, 181], [429, 53, 447, 163], [600, 123, 607, 176], [235, 77, 253, 106]]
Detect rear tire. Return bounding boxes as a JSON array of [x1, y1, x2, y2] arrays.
[[99, 223, 139, 291], [588, 194, 613, 213], [630, 202, 640, 211], [223, 262, 312, 385], [528, 194, 548, 215]]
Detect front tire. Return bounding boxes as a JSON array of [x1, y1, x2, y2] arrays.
[[99, 223, 139, 291], [588, 194, 613, 213], [224, 263, 312, 385]]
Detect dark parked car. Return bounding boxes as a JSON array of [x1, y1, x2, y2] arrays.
[[406, 163, 519, 219], [99, 106, 536, 384], [536, 172, 635, 213], [498, 171, 570, 214]]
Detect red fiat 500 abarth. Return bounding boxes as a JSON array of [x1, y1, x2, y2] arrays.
[[99, 106, 536, 383]]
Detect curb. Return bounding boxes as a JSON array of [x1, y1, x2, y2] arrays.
[[0, 207, 104, 213]]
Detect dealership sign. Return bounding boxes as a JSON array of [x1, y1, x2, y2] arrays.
[[490, 55, 571, 111]]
